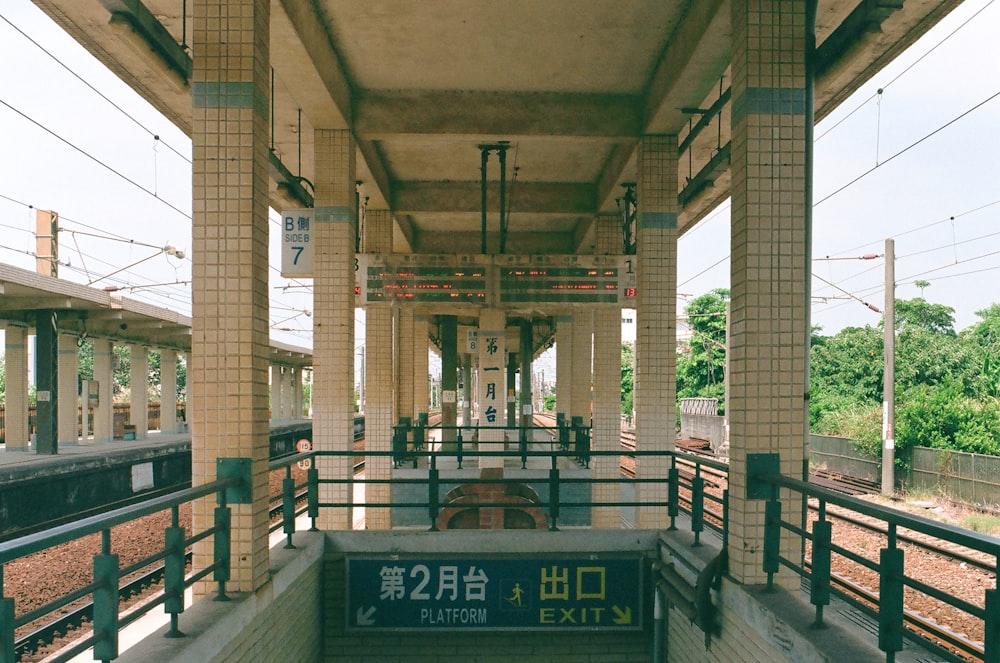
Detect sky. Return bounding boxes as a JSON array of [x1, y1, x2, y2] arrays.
[[1, 0, 999, 375]]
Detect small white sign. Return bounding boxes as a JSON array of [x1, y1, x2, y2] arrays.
[[281, 209, 314, 277], [522, 404, 533, 415], [442, 390, 457, 403], [467, 330, 478, 353], [36, 390, 50, 402], [131, 462, 155, 492]]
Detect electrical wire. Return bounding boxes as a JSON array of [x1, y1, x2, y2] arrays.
[[814, 88, 1000, 208], [0, 97, 193, 220], [0, 12, 191, 164]]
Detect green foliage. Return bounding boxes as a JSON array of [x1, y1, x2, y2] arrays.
[[621, 342, 634, 416], [896, 383, 1000, 456], [810, 325, 882, 406], [676, 288, 728, 408], [895, 297, 956, 335], [543, 393, 556, 412]]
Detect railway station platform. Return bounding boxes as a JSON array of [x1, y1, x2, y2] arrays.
[[4, 0, 992, 662]]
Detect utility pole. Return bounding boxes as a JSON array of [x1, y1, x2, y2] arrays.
[[881, 238, 896, 497]]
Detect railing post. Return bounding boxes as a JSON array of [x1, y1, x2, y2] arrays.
[[93, 530, 119, 662], [282, 465, 297, 549], [667, 457, 679, 531], [164, 520, 186, 638], [428, 456, 440, 531], [214, 497, 232, 601], [691, 467, 705, 546], [520, 429, 528, 469], [456, 428, 464, 469], [1, 566, 14, 663], [548, 456, 560, 531], [985, 589, 999, 663], [307, 465, 319, 531], [810, 501, 831, 627], [763, 489, 781, 591], [878, 525, 904, 659]]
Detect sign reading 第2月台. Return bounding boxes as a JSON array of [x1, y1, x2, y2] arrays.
[[346, 556, 643, 631]]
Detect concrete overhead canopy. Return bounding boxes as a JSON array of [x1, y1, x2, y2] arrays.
[[0, 263, 311, 367], [33, 0, 962, 254]]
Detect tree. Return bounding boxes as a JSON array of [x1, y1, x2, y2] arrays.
[[676, 288, 728, 407], [895, 297, 956, 335], [621, 342, 634, 416]]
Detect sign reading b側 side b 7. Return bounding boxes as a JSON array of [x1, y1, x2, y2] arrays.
[[346, 556, 643, 631], [280, 210, 313, 277]]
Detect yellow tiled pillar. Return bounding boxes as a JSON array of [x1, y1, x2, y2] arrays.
[[413, 316, 430, 417], [313, 128, 356, 530], [727, 0, 810, 587], [477, 309, 506, 469], [365, 209, 393, 529], [635, 135, 678, 529], [129, 344, 148, 439], [190, 0, 272, 592], [57, 333, 78, 447], [396, 308, 415, 424], [570, 310, 592, 427], [593, 215, 622, 527], [92, 339, 114, 443], [161, 349, 178, 434], [555, 316, 573, 420], [4, 326, 29, 450]]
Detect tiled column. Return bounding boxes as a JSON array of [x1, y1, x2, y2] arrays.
[[439, 317, 458, 445], [555, 316, 573, 420], [593, 215, 623, 527], [570, 310, 592, 426], [396, 307, 415, 424], [161, 349, 178, 434], [414, 316, 430, 418], [477, 309, 506, 469], [190, 0, 272, 591], [365, 209, 393, 528], [271, 365, 284, 420], [57, 333, 79, 447], [458, 352, 470, 425], [129, 344, 148, 439], [728, 0, 810, 587], [291, 367, 302, 419], [635, 135, 678, 529], [313, 128, 356, 530], [92, 339, 114, 443], [4, 326, 29, 450]]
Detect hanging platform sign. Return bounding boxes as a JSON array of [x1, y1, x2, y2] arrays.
[[346, 555, 643, 631], [280, 209, 314, 277]]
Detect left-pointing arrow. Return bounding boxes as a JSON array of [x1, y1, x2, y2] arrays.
[[357, 606, 377, 626]]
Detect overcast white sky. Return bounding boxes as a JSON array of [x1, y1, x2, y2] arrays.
[[1, 0, 999, 370]]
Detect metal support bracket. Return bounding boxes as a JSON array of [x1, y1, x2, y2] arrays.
[[746, 453, 780, 499], [217, 457, 252, 504]]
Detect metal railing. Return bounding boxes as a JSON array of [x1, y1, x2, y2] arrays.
[[0, 475, 240, 663], [0, 445, 725, 662], [754, 470, 1000, 663]]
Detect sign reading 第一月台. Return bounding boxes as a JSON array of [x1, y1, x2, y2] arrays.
[[346, 556, 643, 631]]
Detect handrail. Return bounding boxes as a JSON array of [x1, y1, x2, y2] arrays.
[[0, 477, 239, 564], [0, 471, 242, 663], [753, 469, 1000, 663], [2, 445, 725, 663]]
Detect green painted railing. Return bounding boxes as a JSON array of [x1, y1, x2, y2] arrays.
[[753, 469, 1000, 663]]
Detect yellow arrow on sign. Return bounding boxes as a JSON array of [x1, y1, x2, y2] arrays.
[[612, 605, 632, 625]]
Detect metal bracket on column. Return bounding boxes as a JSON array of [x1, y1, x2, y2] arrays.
[[217, 457, 253, 504], [746, 453, 780, 499]]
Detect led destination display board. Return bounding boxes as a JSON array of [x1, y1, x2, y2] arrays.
[[357, 254, 636, 306]]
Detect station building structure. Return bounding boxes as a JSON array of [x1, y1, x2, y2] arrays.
[[4, 1, 974, 661]]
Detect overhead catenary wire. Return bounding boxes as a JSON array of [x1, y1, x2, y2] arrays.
[[0, 12, 192, 165], [0, 97, 193, 220]]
